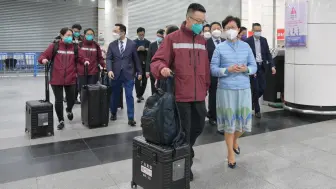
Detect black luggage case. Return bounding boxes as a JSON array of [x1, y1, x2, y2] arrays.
[[81, 65, 109, 128], [25, 64, 54, 139], [132, 136, 190, 189]]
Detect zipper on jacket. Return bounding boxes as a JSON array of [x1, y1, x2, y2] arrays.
[[64, 45, 67, 85], [189, 51, 192, 65], [197, 51, 200, 65], [192, 35, 196, 101]]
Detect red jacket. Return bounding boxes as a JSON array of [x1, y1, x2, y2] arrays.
[[151, 22, 210, 102], [77, 40, 105, 76], [38, 41, 85, 85]]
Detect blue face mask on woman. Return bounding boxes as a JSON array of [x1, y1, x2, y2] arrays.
[[64, 36, 73, 44], [191, 24, 203, 35], [241, 35, 247, 40], [73, 32, 80, 38], [156, 37, 163, 43], [86, 35, 94, 41]]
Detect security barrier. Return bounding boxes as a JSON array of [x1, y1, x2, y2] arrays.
[[0, 52, 42, 77]]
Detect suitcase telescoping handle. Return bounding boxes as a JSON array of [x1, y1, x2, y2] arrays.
[[45, 63, 50, 102], [84, 64, 89, 86]]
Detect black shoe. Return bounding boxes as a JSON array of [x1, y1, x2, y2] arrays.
[[228, 162, 237, 169], [110, 114, 117, 121], [140, 97, 144, 100], [128, 120, 136, 126], [57, 121, 65, 130], [137, 98, 141, 103], [75, 100, 81, 104], [217, 130, 225, 135], [209, 119, 217, 126], [67, 112, 73, 121], [255, 112, 261, 118], [233, 146, 240, 155], [190, 170, 194, 181]]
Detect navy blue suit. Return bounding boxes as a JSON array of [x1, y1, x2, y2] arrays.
[[106, 38, 142, 120], [245, 36, 274, 113]]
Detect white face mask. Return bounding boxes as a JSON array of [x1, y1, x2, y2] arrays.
[[112, 32, 121, 39], [212, 29, 222, 38], [203, 32, 211, 39], [225, 29, 238, 40], [254, 32, 262, 38]]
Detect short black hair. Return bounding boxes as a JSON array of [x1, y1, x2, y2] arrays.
[[72, 24, 82, 30], [222, 16, 241, 29], [115, 23, 127, 33], [157, 29, 165, 35], [210, 22, 222, 29], [186, 3, 206, 15], [252, 23, 261, 28], [84, 28, 95, 35], [137, 27, 145, 33], [166, 25, 179, 35], [60, 27, 73, 36], [202, 24, 210, 31], [239, 26, 247, 34]]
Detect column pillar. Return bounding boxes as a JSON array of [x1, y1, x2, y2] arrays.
[[284, 0, 336, 114], [98, 0, 105, 46], [104, 0, 118, 48]]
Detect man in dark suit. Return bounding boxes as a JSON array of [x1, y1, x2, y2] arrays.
[[245, 23, 276, 118], [134, 27, 151, 103], [107, 23, 142, 126], [146, 29, 165, 95], [206, 22, 225, 134]]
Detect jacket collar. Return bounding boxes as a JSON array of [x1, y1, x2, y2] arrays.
[[180, 21, 194, 36]]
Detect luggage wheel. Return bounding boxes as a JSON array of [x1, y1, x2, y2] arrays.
[[131, 181, 137, 188], [25, 128, 28, 132]]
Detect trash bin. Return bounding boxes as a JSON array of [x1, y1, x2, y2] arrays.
[[263, 49, 285, 103]]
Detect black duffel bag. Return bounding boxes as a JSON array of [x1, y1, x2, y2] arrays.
[[140, 75, 185, 147]]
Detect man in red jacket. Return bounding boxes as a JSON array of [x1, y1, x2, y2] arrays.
[[150, 3, 210, 181]]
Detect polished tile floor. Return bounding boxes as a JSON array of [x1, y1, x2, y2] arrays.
[[1, 77, 336, 189]]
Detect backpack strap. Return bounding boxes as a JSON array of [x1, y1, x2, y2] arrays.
[[48, 41, 59, 71]]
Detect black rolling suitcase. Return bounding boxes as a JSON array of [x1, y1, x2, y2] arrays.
[[131, 136, 190, 189], [81, 65, 109, 128], [25, 64, 54, 139]]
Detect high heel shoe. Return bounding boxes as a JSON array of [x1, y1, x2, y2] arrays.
[[228, 162, 237, 169], [233, 146, 240, 155]]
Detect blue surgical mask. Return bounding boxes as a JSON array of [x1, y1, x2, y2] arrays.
[[73, 32, 80, 38], [254, 32, 261, 38], [241, 35, 247, 40], [156, 37, 163, 43], [64, 36, 73, 44], [86, 35, 94, 41], [191, 24, 203, 35]]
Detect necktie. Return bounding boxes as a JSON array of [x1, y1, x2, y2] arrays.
[[120, 41, 124, 56], [216, 40, 220, 44]]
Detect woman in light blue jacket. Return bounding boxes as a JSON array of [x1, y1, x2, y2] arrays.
[[211, 16, 257, 169]]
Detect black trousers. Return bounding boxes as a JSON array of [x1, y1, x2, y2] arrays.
[[250, 65, 266, 113], [207, 76, 218, 120], [176, 101, 206, 168], [51, 85, 76, 122], [150, 74, 157, 95], [135, 66, 148, 98]]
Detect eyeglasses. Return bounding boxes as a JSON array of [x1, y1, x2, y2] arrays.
[[189, 16, 207, 25]]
